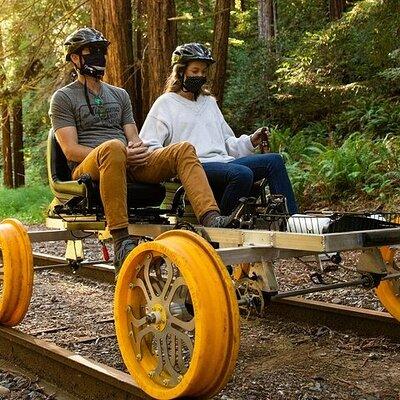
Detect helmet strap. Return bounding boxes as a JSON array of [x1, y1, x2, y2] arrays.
[[80, 55, 95, 116]]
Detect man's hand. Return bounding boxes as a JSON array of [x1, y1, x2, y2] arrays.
[[250, 127, 270, 153], [126, 141, 151, 167]]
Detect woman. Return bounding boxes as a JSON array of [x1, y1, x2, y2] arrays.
[[140, 43, 298, 215]]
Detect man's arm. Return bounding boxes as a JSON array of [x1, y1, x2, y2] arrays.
[[123, 123, 141, 144], [55, 126, 93, 163], [123, 123, 151, 167]]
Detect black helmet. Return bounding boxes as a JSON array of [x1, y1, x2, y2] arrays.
[[171, 43, 215, 66], [64, 27, 110, 61]]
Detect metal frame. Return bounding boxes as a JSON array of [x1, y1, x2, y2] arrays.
[[38, 217, 400, 298]]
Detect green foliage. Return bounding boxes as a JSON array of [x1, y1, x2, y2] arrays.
[[274, 131, 400, 207], [2, 0, 400, 211], [334, 97, 400, 139], [0, 184, 52, 223]]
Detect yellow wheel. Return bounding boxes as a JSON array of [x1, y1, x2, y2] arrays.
[[375, 246, 400, 321], [0, 219, 33, 326], [114, 230, 239, 399], [232, 263, 251, 281]]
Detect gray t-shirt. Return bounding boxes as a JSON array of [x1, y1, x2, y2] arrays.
[[49, 80, 134, 151]]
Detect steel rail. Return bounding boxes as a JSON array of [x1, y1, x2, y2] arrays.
[[0, 326, 147, 400], [32, 252, 400, 339]]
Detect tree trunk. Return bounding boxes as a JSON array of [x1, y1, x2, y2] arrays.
[[210, 0, 231, 104], [0, 27, 13, 188], [147, 0, 177, 107], [90, 0, 136, 104], [329, 0, 346, 20], [258, 0, 276, 41], [2, 105, 13, 188], [132, 0, 147, 127], [12, 99, 24, 187]]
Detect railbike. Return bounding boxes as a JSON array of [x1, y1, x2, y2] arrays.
[[1, 130, 400, 399]]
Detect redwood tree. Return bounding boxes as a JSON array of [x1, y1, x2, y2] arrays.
[[0, 27, 13, 188], [1, 105, 13, 188], [90, 0, 136, 103], [12, 99, 24, 187], [258, 0, 277, 42], [210, 0, 231, 104], [146, 0, 177, 107], [329, 0, 347, 20]]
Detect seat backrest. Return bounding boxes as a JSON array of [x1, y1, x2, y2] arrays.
[[47, 129, 72, 183]]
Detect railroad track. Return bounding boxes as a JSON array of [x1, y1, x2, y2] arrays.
[[0, 326, 147, 400], [33, 252, 400, 339], [1, 250, 398, 400]]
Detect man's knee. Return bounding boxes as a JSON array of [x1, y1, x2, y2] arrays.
[[98, 139, 127, 162]]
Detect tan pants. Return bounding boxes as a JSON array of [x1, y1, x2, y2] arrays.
[[72, 139, 219, 230]]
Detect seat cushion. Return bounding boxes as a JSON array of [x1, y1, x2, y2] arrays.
[[127, 182, 166, 208]]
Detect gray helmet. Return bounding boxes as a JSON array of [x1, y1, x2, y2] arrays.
[[64, 27, 110, 61], [171, 43, 215, 66]]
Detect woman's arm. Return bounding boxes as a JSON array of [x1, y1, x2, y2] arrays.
[[139, 115, 171, 150], [218, 107, 255, 158]]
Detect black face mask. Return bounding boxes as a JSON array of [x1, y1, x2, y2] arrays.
[[182, 76, 207, 96], [79, 52, 107, 78]]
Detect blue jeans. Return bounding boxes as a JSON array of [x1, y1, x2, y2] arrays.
[[202, 154, 298, 215]]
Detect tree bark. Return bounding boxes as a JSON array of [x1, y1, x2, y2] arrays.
[[0, 27, 13, 188], [2, 105, 13, 188], [132, 0, 147, 127], [329, 0, 346, 20], [147, 0, 177, 107], [210, 0, 231, 104], [258, 0, 276, 41], [90, 0, 136, 104], [12, 99, 24, 187]]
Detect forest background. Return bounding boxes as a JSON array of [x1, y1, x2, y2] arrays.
[[0, 0, 399, 222]]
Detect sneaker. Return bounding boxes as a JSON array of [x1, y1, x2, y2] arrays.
[[205, 214, 236, 228], [114, 237, 137, 277]]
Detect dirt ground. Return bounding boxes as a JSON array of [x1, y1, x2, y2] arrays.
[[1, 225, 400, 399], [10, 268, 400, 400]]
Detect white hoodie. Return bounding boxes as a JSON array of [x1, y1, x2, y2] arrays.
[[139, 92, 255, 163]]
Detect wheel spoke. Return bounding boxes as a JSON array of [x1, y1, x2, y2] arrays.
[[143, 255, 156, 301], [137, 325, 154, 347], [132, 277, 151, 304], [153, 335, 164, 376], [165, 276, 186, 305], [130, 315, 147, 328], [169, 326, 193, 374], [170, 315, 195, 332], [160, 333, 180, 383], [160, 258, 174, 300], [169, 326, 194, 355]]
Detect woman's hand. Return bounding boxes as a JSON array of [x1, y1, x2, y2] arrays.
[[126, 141, 151, 167], [250, 127, 270, 152]]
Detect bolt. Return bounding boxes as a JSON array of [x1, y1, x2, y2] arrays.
[[163, 379, 169, 386], [146, 312, 157, 324], [136, 353, 142, 361], [148, 370, 155, 378], [177, 374, 183, 383], [129, 283, 135, 289]]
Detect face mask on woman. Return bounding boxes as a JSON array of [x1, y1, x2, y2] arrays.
[[182, 76, 207, 96]]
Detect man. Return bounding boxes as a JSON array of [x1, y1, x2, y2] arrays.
[[49, 28, 232, 274]]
